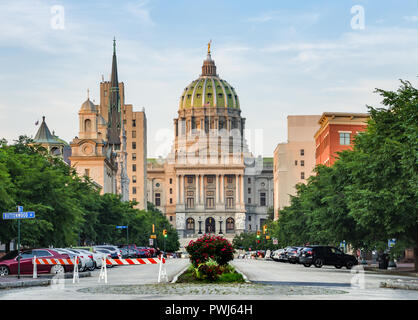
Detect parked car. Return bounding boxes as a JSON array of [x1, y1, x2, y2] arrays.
[[94, 245, 122, 261], [0, 248, 74, 276], [93, 248, 114, 268], [71, 246, 106, 269], [271, 249, 285, 262], [64, 248, 95, 271], [299, 245, 358, 269], [54, 248, 83, 270], [287, 247, 304, 264]]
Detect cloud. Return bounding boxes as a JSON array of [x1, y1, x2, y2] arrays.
[[403, 16, 418, 22], [124, 0, 155, 26]]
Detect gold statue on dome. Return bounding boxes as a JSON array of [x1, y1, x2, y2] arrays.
[[208, 39, 212, 54]]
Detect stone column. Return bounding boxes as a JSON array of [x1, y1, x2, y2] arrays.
[[200, 174, 204, 204], [240, 175, 244, 205], [221, 174, 224, 204], [176, 175, 180, 203], [235, 174, 239, 205], [183, 175, 186, 204], [196, 174, 199, 204], [215, 174, 219, 204]]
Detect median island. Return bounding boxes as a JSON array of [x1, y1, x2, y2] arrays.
[[176, 234, 245, 284]]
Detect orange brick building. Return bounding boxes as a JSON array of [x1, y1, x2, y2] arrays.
[[314, 112, 369, 166]]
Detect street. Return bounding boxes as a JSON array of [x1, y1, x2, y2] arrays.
[[0, 258, 416, 300]]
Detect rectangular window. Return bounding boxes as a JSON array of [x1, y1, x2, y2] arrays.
[[248, 198, 251, 204], [248, 187, 251, 194], [132, 187, 137, 194], [170, 215, 173, 221], [170, 198, 173, 204], [249, 216, 251, 221], [248, 177, 251, 184], [132, 131, 136, 138], [132, 119, 136, 127], [186, 197, 195, 209], [295, 160, 298, 166], [132, 164, 136, 172], [227, 176, 233, 184], [132, 153, 136, 161], [84, 169, 90, 177], [226, 197, 234, 209], [207, 176, 213, 184], [170, 188, 173, 194], [260, 192, 266, 206], [169, 178, 173, 184], [301, 172, 305, 179], [132, 175, 137, 183], [301, 160, 305, 167], [300, 149, 304, 156], [187, 176, 193, 184], [155, 193, 161, 207], [339, 132, 351, 145], [132, 142, 136, 149], [206, 197, 214, 209]]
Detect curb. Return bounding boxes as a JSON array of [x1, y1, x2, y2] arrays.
[[171, 264, 191, 283], [380, 279, 418, 290], [230, 264, 251, 283], [0, 272, 92, 290]]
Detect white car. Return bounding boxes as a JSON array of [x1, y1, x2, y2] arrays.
[[93, 248, 115, 268], [64, 248, 95, 271]]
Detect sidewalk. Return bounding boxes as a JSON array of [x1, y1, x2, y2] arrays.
[[0, 272, 92, 289]]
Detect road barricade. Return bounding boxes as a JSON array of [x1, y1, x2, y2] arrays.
[[98, 257, 167, 284], [32, 255, 80, 283]]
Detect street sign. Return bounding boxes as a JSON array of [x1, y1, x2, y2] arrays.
[[116, 226, 127, 229], [150, 234, 157, 239], [2, 206, 35, 280], [272, 238, 278, 245], [149, 238, 154, 246], [388, 239, 396, 248], [3, 211, 35, 220]]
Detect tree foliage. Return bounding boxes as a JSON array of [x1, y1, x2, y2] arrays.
[[268, 80, 418, 269], [0, 137, 179, 252]]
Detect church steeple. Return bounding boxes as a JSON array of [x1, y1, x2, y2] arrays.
[[107, 37, 121, 146]]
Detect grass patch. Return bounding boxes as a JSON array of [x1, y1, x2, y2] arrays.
[[176, 264, 245, 284]]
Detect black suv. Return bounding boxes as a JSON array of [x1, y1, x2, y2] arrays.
[[299, 245, 358, 269]]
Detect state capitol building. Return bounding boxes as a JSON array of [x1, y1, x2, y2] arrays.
[[33, 40, 274, 248]]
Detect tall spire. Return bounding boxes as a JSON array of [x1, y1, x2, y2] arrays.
[[107, 37, 121, 146]]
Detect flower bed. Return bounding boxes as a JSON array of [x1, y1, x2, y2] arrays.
[[177, 234, 244, 283]]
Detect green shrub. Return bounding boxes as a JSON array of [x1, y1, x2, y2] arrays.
[[186, 234, 235, 267]]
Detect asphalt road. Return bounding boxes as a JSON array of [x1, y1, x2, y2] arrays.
[[0, 258, 416, 300]]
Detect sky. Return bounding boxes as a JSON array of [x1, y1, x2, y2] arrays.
[[1, 0, 418, 157]]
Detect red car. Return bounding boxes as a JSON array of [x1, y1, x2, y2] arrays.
[[0, 248, 74, 276]]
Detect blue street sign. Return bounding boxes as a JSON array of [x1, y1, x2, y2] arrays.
[[116, 225, 127, 229], [388, 239, 396, 248], [2, 211, 35, 220]]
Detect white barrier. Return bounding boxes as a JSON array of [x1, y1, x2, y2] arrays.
[[98, 257, 167, 284], [32, 255, 80, 283]]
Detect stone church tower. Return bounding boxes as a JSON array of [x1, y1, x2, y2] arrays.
[[69, 39, 147, 208]]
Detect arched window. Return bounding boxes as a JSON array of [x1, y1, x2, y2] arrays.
[[226, 217, 235, 233], [84, 119, 92, 132], [186, 218, 195, 231], [205, 217, 215, 233]]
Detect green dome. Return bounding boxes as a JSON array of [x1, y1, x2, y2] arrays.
[[179, 50, 240, 110]]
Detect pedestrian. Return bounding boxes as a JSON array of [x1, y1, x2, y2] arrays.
[[156, 247, 161, 259]]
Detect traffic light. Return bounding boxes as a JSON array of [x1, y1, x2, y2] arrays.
[[163, 229, 167, 238], [256, 230, 261, 239], [263, 224, 267, 234]]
